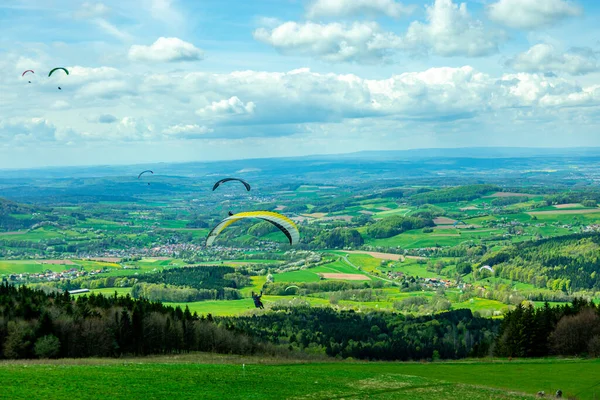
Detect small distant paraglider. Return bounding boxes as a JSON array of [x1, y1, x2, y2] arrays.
[[138, 170, 154, 185], [479, 265, 494, 274], [285, 285, 300, 293], [22, 70, 34, 83], [48, 67, 69, 90], [212, 178, 251, 192]]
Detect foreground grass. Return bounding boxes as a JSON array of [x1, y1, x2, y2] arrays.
[[1, 355, 598, 399]]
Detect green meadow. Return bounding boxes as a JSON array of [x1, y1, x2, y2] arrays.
[[1, 356, 597, 400]]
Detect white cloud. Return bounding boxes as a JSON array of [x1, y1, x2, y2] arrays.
[[51, 100, 70, 110], [403, 0, 503, 57], [148, 0, 184, 26], [0, 118, 57, 142], [44, 66, 126, 94], [366, 66, 494, 118], [115, 117, 154, 140], [75, 2, 110, 19], [128, 37, 203, 63], [196, 97, 256, 118], [254, 21, 402, 63], [15, 57, 43, 74], [64, 66, 123, 84], [78, 80, 136, 99], [5, 62, 600, 147], [538, 85, 600, 108], [93, 19, 132, 41], [255, 16, 283, 29], [74, 2, 131, 41], [306, 0, 415, 19], [163, 124, 213, 138], [506, 44, 599, 75], [488, 0, 583, 30]]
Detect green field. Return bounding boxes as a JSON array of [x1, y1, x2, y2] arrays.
[[363, 228, 505, 249], [390, 258, 444, 279], [1, 356, 598, 399], [0, 227, 95, 242], [274, 258, 371, 283], [166, 299, 257, 316], [345, 253, 381, 274], [0, 259, 122, 275], [0, 260, 62, 274], [273, 269, 322, 283], [452, 297, 508, 314], [71, 287, 132, 297]]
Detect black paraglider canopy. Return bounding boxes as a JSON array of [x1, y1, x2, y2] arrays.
[[212, 178, 251, 191]]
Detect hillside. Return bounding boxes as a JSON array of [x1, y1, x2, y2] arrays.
[[482, 233, 600, 290], [1, 356, 598, 399]]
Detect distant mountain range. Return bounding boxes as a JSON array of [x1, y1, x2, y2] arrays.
[[2, 147, 600, 179], [318, 147, 600, 160]]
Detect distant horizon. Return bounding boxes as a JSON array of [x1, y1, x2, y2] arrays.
[[2, 145, 600, 172]]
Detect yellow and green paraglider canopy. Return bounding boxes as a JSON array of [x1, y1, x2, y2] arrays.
[[206, 211, 299, 247]]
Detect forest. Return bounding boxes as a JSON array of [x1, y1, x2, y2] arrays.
[[134, 265, 251, 291], [482, 234, 600, 290], [262, 280, 385, 295], [131, 282, 242, 302], [495, 299, 600, 357], [220, 307, 498, 361], [408, 184, 499, 205], [364, 216, 434, 239], [0, 284, 277, 359]]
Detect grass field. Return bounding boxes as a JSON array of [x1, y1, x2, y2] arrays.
[[166, 299, 257, 316], [0, 260, 62, 274], [345, 253, 382, 274], [274, 259, 369, 283], [0, 259, 122, 275], [71, 287, 132, 297], [364, 228, 505, 249], [1, 356, 598, 399], [0, 227, 95, 242], [452, 297, 508, 313], [390, 258, 444, 279]]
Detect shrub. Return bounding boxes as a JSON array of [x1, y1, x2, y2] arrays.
[[34, 335, 61, 359]]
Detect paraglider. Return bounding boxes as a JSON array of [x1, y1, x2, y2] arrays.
[[212, 178, 251, 192], [22, 70, 34, 83], [48, 67, 68, 90], [251, 291, 264, 309], [205, 211, 300, 247], [453, 220, 467, 227], [48, 67, 69, 77], [479, 265, 494, 274], [285, 285, 300, 293], [138, 170, 153, 185]]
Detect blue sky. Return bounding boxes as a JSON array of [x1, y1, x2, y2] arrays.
[[1, 0, 600, 168]]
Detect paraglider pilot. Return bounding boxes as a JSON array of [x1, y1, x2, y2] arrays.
[[251, 291, 264, 309]]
